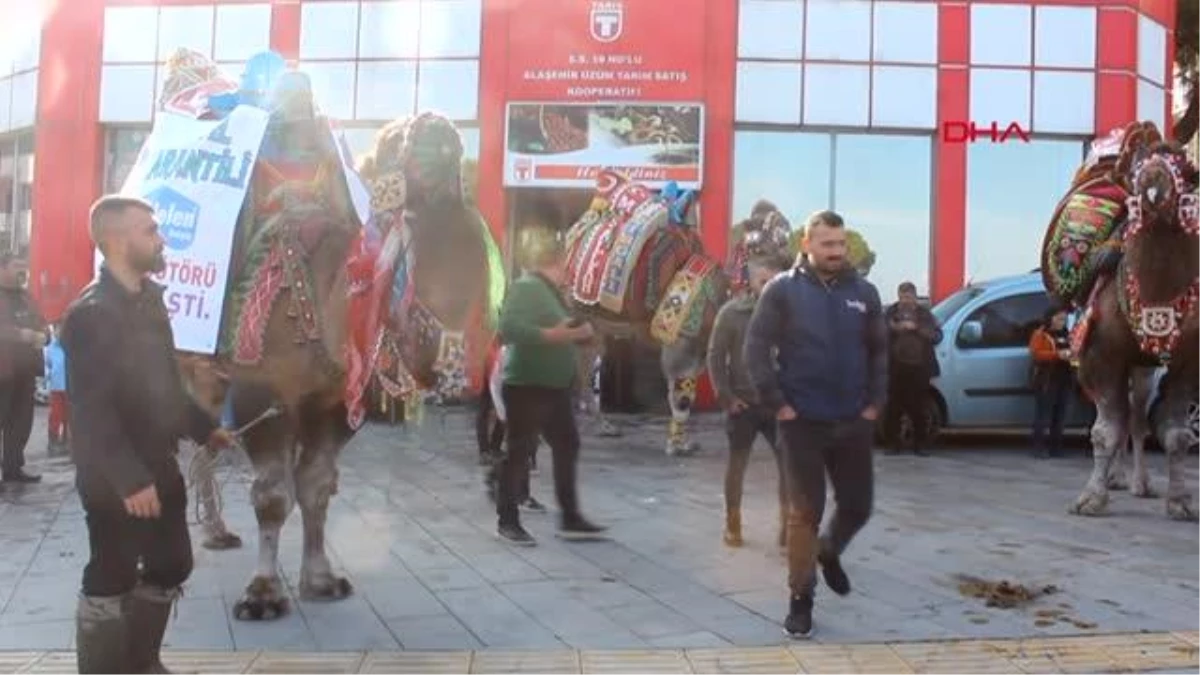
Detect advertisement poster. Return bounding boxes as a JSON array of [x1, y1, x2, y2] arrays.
[[98, 106, 271, 354], [506, 0, 706, 102], [503, 102, 704, 188]]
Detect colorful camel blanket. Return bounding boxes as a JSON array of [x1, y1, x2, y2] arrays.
[[1040, 178, 1128, 307], [650, 255, 721, 345], [568, 188, 665, 314]]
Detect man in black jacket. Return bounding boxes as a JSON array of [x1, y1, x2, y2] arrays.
[[62, 195, 233, 674], [0, 253, 46, 483], [744, 210, 887, 640], [883, 281, 941, 455]]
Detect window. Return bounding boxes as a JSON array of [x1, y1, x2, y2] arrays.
[[731, 131, 830, 228], [105, 127, 151, 193], [732, 130, 933, 294], [0, 131, 35, 259], [959, 292, 1049, 349], [833, 133, 932, 297], [965, 140, 1085, 284]]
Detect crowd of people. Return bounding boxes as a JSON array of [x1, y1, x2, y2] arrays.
[[0, 193, 1118, 671]]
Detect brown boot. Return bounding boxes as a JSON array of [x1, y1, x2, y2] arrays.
[[723, 510, 743, 547]]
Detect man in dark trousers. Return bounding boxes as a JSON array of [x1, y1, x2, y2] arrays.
[[494, 228, 605, 546], [62, 195, 233, 673], [744, 210, 887, 639], [708, 253, 790, 548], [0, 253, 46, 483], [883, 281, 941, 456]]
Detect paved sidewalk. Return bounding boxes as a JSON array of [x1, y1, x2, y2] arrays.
[[0, 408, 1196, 654], [3, 632, 1198, 673]]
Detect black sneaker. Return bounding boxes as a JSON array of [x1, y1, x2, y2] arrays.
[[497, 522, 536, 546], [784, 594, 814, 639], [521, 496, 547, 513], [818, 546, 851, 596], [556, 515, 608, 540], [2, 469, 40, 484]]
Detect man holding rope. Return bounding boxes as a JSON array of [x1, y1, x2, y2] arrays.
[[63, 195, 235, 674]]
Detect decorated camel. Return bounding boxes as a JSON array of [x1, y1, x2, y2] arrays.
[[355, 113, 505, 413], [1041, 121, 1198, 520]]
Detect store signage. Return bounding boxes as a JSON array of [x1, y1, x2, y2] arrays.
[[507, 0, 706, 102], [503, 102, 704, 189], [941, 121, 1031, 144]]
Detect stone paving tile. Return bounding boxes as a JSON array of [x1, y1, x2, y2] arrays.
[[0, 408, 1195, 653], [683, 646, 800, 673], [358, 651, 471, 674], [468, 650, 579, 673]]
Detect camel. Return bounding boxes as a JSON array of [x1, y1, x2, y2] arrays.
[[356, 113, 505, 413], [1061, 125, 1199, 521], [562, 174, 791, 455]]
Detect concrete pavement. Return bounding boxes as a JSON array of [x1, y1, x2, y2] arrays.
[[0, 407, 1195, 657]]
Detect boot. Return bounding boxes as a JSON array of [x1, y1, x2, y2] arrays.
[[76, 593, 130, 674], [127, 583, 179, 673], [723, 510, 743, 547]]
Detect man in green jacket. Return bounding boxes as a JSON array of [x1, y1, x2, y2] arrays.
[[495, 229, 606, 546]]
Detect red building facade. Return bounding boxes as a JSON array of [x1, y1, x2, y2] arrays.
[[1, 0, 1178, 319]]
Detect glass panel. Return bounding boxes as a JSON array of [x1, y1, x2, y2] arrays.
[[730, 131, 831, 252], [965, 139, 1085, 284], [105, 127, 152, 193], [961, 292, 1050, 349], [833, 133, 932, 297], [0, 139, 13, 255]]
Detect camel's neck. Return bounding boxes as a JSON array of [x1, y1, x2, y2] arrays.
[[1126, 218, 1199, 304]]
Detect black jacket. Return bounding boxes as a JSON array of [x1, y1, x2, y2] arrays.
[[60, 266, 216, 501], [0, 285, 46, 379]]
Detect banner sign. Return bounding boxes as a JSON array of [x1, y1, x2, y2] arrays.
[[503, 102, 704, 189], [506, 0, 706, 102], [100, 106, 271, 354]]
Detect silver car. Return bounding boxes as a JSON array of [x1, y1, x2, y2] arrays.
[[891, 271, 1095, 444]]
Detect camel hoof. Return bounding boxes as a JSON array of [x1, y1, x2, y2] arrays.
[[233, 576, 290, 621], [299, 574, 354, 601], [596, 421, 621, 438], [1069, 490, 1109, 517], [1131, 482, 1159, 499], [201, 531, 243, 550], [666, 440, 699, 457], [1106, 474, 1129, 491], [1166, 496, 1199, 521]]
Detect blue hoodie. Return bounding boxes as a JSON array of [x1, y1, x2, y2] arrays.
[[743, 263, 887, 422], [44, 334, 67, 392]]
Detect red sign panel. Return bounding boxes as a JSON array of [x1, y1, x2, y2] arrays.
[[507, 0, 707, 102]]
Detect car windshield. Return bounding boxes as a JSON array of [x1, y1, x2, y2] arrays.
[[931, 286, 985, 326]]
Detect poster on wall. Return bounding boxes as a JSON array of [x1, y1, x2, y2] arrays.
[[96, 106, 271, 355], [503, 102, 705, 188]]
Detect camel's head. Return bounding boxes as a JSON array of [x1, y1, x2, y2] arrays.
[[1128, 143, 1199, 238], [728, 200, 793, 293]]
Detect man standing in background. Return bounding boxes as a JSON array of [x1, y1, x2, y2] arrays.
[[744, 210, 887, 640], [708, 253, 791, 549], [883, 281, 941, 456], [0, 253, 46, 483]]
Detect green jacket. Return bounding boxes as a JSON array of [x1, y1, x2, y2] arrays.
[[499, 272, 578, 389]]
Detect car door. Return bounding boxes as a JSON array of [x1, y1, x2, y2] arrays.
[[948, 291, 1051, 426]]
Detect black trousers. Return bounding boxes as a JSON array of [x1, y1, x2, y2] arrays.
[[779, 417, 874, 596], [724, 404, 785, 514], [885, 364, 930, 448], [1032, 368, 1072, 454], [497, 385, 580, 525], [79, 464, 193, 597], [0, 374, 36, 474]]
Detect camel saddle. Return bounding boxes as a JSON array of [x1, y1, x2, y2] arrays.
[[1041, 121, 1163, 309]]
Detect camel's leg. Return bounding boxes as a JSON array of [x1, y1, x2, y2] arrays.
[[1154, 380, 1198, 521], [1127, 368, 1157, 498], [1071, 382, 1129, 517], [295, 408, 354, 600], [662, 338, 703, 457], [578, 338, 620, 437], [231, 389, 295, 621], [193, 444, 243, 550]]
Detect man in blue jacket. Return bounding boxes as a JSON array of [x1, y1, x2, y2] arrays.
[[744, 210, 887, 639]]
